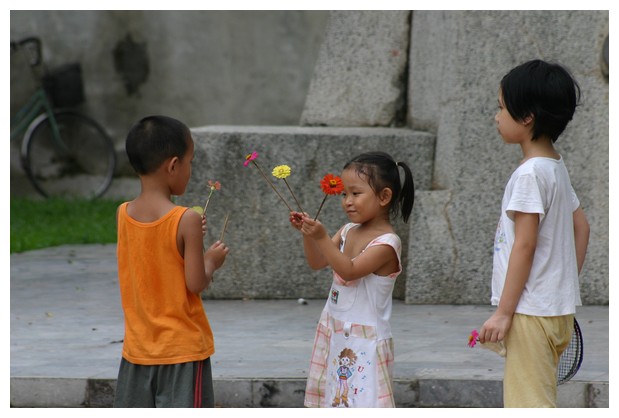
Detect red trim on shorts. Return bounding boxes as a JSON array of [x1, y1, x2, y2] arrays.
[[194, 360, 204, 408]]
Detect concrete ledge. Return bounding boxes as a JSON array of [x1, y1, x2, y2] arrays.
[[10, 377, 608, 408]]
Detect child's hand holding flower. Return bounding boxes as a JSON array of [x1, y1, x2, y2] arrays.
[[300, 215, 328, 240], [289, 211, 306, 231]]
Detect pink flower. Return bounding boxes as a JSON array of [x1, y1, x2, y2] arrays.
[[468, 329, 479, 348], [208, 180, 221, 191], [244, 151, 259, 167]]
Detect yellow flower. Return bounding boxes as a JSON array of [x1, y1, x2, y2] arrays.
[[272, 165, 291, 179]]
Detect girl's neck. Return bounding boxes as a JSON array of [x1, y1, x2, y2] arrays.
[[520, 136, 560, 164], [357, 214, 393, 233]]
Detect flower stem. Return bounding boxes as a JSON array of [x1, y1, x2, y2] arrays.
[[252, 161, 294, 212], [220, 213, 230, 242], [283, 179, 304, 213], [202, 190, 214, 216], [314, 195, 328, 221]]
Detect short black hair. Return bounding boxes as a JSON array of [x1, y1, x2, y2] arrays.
[[125, 115, 191, 175], [500, 59, 581, 142]]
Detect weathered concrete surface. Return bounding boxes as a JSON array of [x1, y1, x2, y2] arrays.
[[408, 10, 609, 304], [10, 10, 329, 166], [300, 11, 411, 127], [9, 244, 609, 407]]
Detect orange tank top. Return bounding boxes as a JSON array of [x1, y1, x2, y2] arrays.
[[116, 202, 214, 365]]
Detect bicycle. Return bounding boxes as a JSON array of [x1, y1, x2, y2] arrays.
[[10, 36, 116, 199]]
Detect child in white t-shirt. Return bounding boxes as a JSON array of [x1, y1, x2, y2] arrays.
[[479, 60, 590, 407]]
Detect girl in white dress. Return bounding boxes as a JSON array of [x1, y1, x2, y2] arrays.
[[290, 151, 415, 408]]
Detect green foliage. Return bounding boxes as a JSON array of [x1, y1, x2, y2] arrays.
[[10, 198, 123, 253]]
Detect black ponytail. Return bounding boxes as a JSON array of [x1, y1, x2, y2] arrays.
[[396, 161, 415, 223]]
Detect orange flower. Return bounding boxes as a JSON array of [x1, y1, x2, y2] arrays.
[[320, 174, 344, 195], [315, 173, 344, 220]]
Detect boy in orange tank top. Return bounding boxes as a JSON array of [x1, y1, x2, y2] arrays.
[[113, 115, 229, 407]]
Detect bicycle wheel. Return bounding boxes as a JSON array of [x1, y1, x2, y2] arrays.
[[21, 110, 116, 199]]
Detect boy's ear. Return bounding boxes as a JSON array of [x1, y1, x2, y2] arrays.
[[379, 187, 393, 207], [166, 156, 180, 174], [522, 114, 534, 126]]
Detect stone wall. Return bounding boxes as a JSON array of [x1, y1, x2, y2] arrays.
[[300, 11, 410, 127], [407, 10, 609, 304], [10, 10, 329, 174], [10, 10, 608, 304], [177, 126, 435, 300]]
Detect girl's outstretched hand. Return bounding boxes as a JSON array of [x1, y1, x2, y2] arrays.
[[289, 211, 306, 231], [300, 215, 328, 240], [201, 215, 207, 236]]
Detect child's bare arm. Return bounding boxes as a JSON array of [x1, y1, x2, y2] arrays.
[[573, 206, 590, 274], [179, 210, 228, 294], [301, 217, 395, 280], [479, 211, 538, 343], [203, 241, 229, 282]]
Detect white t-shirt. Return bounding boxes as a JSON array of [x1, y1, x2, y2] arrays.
[[491, 156, 582, 316]]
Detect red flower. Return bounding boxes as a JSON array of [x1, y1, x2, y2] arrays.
[[320, 174, 344, 195], [314, 173, 344, 220]]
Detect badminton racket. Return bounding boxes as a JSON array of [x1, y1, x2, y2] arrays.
[[557, 317, 583, 385]]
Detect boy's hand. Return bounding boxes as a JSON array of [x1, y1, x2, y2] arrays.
[[300, 216, 328, 240], [204, 240, 229, 273], [478, 311, 512, 344], [289, 211, 306, 231], [201, 215, 207, 236]]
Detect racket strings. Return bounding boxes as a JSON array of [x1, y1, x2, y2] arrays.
[[557, 318, 583, 384]]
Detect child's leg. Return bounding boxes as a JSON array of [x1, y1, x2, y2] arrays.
[[503, 314, 574, 407], [113, 358, 157, 407], [113, 357, 214, 407]]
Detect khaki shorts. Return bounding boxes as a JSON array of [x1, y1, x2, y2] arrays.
[[503, 313, 574, 407]]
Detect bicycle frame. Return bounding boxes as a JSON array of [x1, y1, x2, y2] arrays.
[[11, 88, 56, 140]]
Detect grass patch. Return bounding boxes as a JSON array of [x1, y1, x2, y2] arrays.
[[10, 197, 124, 254]]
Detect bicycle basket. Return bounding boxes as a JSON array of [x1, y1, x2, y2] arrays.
[[42, 62, 85, 107]]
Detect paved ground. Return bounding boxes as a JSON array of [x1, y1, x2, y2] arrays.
[[9, 243, 609, 408]]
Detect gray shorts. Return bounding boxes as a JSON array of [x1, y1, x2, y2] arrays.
[[113, 357, 214, 407]]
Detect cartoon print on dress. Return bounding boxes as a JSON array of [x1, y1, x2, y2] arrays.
[[330, 347, 372, 407], [330, 288, 339, 304]]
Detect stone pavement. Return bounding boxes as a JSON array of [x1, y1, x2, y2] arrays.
[[9, 244, 609, 408]]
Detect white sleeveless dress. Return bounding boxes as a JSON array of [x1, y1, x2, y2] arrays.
[[304, 223, 402, 408]]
